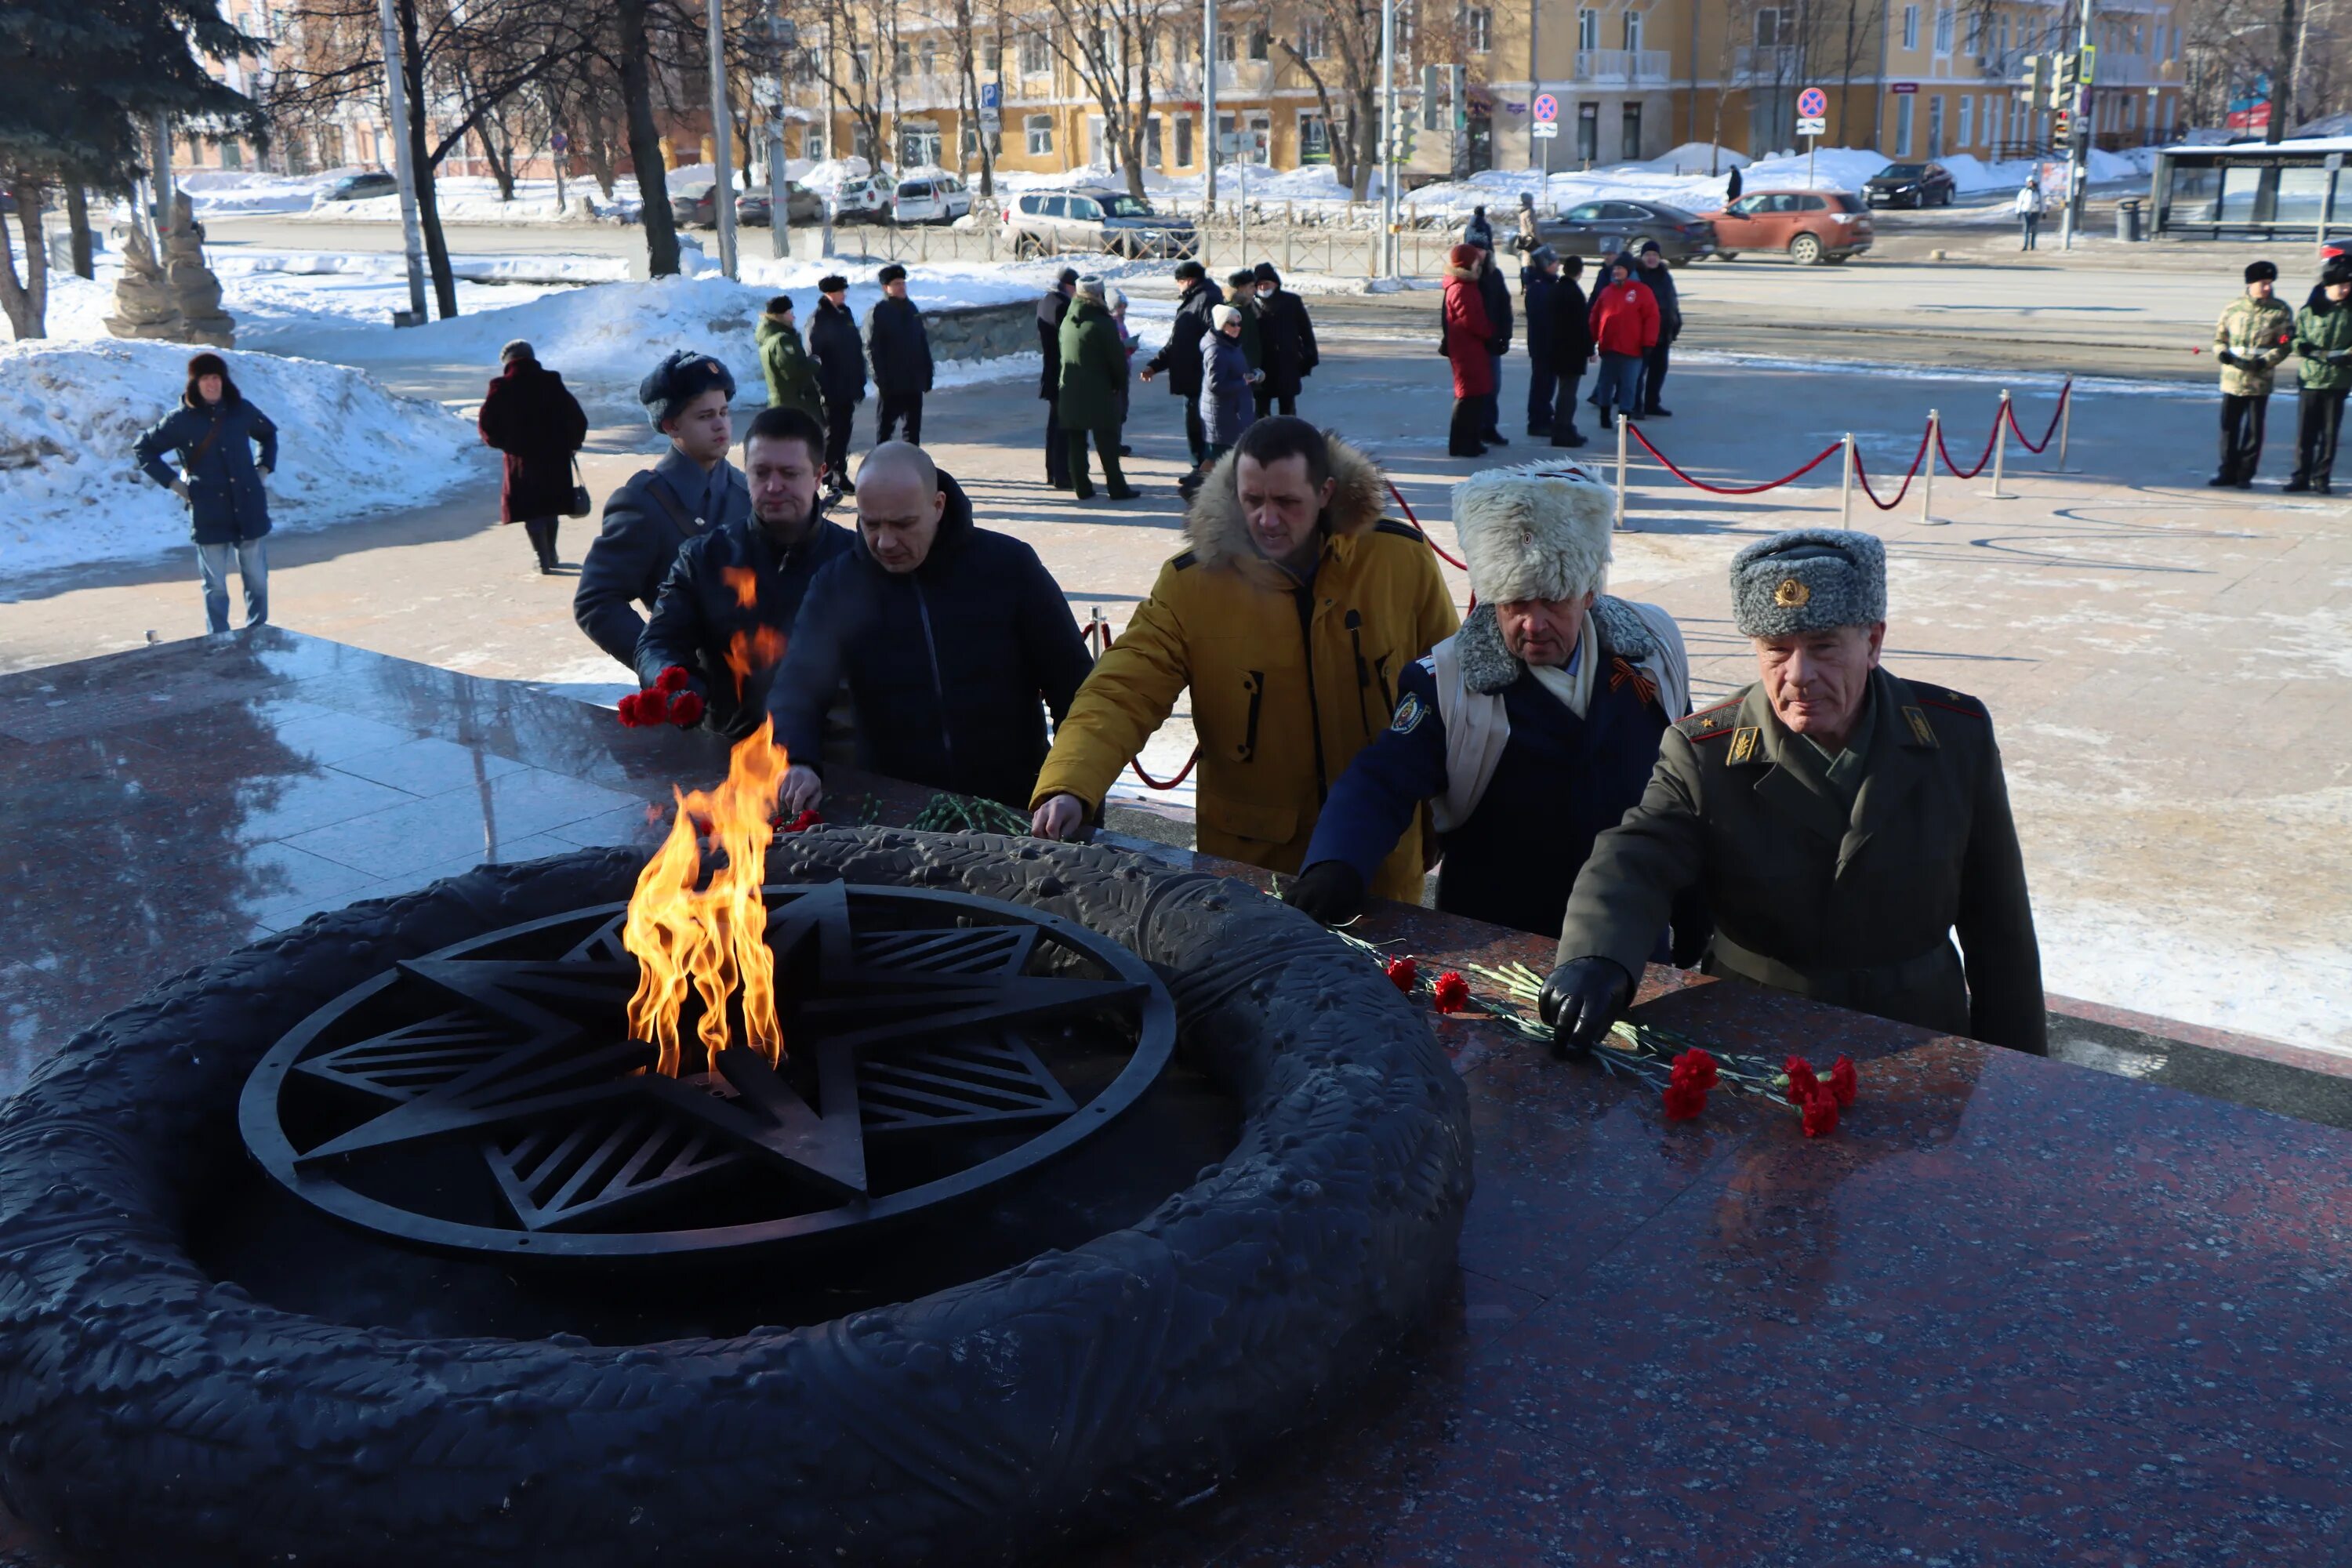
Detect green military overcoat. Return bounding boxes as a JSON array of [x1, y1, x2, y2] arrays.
[[1555, 666, 2046, 1053]]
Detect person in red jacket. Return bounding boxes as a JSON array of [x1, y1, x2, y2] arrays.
[[1586, 259, 1660, 431], [1443, 243, 1498, 457]]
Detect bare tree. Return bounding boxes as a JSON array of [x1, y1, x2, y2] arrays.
[[1034, 0, 1178, 198], [806, 0, 899, 173], [1262, 0, 1396, 199]]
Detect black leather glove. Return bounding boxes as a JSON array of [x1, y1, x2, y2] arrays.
[[2216, 350, 2241, 367], [2328, 350, 2352, 365], [1537, 957, 1632, 1058], [1283, 860, 1366, 927]]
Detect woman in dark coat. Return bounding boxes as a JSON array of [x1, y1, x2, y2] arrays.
[[476, 339, 590, 572], [1441, 245, 1497, 458], [1250, 262, 1320, 419], [134, 350, 279, 634]]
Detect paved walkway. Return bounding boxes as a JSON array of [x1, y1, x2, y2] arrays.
[[3, 296, 2343, 1051]]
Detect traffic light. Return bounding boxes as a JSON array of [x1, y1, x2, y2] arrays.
[[2054, 51, 2079, 112], [1421, 65, 1443, 132], [2053, 107, 2071, 143], [1448, 65, 1468, 130], [2020, 55, 2049, 109]]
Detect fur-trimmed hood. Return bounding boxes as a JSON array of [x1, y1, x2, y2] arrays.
[[1178, 435, 1392, 574]]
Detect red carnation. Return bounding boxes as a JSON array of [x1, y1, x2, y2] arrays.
[[1784, 1055, 1820, 1106], [1828, 1054, 1858, 1109], [1801, 1086, 1840, 1138], [1661, 1079, 1708, 1121], [666, 689, 706, 728], [777, 808, 822, 834], [1384, 956, 1419, 994], [1669, 1048, 1719, 1091], [1431, 971, 1470, 1014], [655, 665, 691, 696], [615, 690, 658, 728]]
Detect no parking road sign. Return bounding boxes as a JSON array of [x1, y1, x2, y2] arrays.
[[1796, 85, 1828, 137], [1532, 93, 1559, 139]]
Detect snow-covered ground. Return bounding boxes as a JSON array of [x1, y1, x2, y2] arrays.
[[0, 339, 478, 579]]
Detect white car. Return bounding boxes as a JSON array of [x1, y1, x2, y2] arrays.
[[892, 174, 972, 225], [828, 174, 895, 224]]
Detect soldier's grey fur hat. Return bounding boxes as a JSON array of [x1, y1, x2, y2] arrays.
[[1731, 528, 1886, 636], [1450, 461, 1614, 604]]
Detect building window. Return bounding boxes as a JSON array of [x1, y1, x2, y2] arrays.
[[1247, 25, 1270, 60], [1896, 93, 1915, 154], [1020, 31, 1048, 74], [1624, 9, 1642, 50], [1216, 26, 1235, 62], [1577, 101, 1598, 162], [1988, 93, 2005, 147], [1299, 18, 1327, 58], [1965, 9, 1981, 55], [1957, 93, 1973, 146], [1175, 113, 1194, 166], [1026, 114, 1054, 155], [1927, 92, 1944, 155], [1577, 8, 1598, 51], [983, 38, 1002, 72], [1299, 111, 1330, 162], [920, 40, 937, 75], [1933, 6, 1953, 54], [1145, 115, 1163, 167], [1466, 8, 1491, 53], [1621, 102, 1641, 161], [1755, 9, 1785, 45], [893, 42, 911, 78], [1901, 5, 1918, 50]]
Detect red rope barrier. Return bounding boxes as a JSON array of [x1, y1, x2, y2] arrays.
[[1852, 427, 1932, 511], [2004, 380, 2071, 454], [1935, 414, 2000, 480], [1130, 750, 1200, 790], [1628, 423, 1844, 494], [1385, 481, 1469, 569]]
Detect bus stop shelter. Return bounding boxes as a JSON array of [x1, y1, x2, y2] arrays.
[[2151, 136, 2350, 239]]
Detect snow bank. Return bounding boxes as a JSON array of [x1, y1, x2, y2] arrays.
[[0, 339, 477, 578]]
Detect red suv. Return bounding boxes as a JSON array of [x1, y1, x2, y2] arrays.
[[1701, 190, 1875, 265]]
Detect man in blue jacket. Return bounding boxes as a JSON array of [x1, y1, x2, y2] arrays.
[[768, 441, 1093, 811], [573, 348, 750, 669], [1286, 461, 1704, 949], [135, 351, 279, 633]]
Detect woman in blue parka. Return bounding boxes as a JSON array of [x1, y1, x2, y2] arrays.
[[135, 352, 280, 633]]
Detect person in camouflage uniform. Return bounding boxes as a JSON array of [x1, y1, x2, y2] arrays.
[[756, 296, 826, 425], [2287, 257, 2352, 494], [2211, 260, 2296, 488]]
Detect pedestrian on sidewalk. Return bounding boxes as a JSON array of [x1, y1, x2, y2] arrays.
[[1038, 267, 1078, 488], [1632, 240, 1681, 416], [1725, 165, 1744, 204], [1522, 245, 1562, 437], [1200, 303, 1261, 465], [1443, 244, 1498, 456], [1142, 260, 1221, 485], [1463, 205, 1494, 254], [475, 339, 588, 575], [2209, 260, 2295, 488], [1058, 276, 1139, 501], [2286, 258, 2352, 494], [1250, 263, 1319, 419], [574, 349, 748, 669], [2013, 179, 2044, 251], [1514, 192, 1541, 256], [1477, 245, 1515, 445], [1588, 258, 1659, 432], [809, 275, 866, 500], [136, 350, 278, 634], [756, 296, 826, 423], [1548, 253, 1595, 448], [1108, 286, 1139, 436], [866, 263, 934, 445]]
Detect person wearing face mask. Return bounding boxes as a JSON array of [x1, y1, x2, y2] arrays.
[[634, 405, 856, 740], [1027, 417, 1460, 900], [1541, 528, 2045, 1057], [1286, 463, 1703, 945], [1250, 262, 1319, 419]]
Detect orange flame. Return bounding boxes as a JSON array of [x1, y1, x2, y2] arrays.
[[622, 720, 790, 1077], [721, 565, 759, 608], [718, 567, 786, 699]]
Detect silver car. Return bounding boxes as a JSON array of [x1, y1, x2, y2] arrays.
[[1006, 187, 1198, 259]]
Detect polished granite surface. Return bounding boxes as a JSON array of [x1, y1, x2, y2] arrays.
[[3, 630, 2347, 1566]]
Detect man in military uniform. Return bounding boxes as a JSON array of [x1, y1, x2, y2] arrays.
[[2211, 259, 2295, 488], [1540, 528, 2045, 1055]]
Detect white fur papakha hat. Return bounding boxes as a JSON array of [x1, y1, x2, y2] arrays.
[[1448, 461, 1615, 605]]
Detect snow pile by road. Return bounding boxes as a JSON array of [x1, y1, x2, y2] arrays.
[[0, 339, 477, 578]]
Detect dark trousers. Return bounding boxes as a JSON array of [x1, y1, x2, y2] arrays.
[[2219, 392, 2270, 483], [521, 514, 558, 568], [1483, 351, 1505, 436], [2292, 385, 2348, 486], [2020, 214, 2040, 250], [876, 389, 924, 445], [1527, 356, 1557, 434], [1449, 397, 1486, 456], [1066, 427, 1128, 493], [823, 399, 856, 485], [1181, 400, 1208, 466], [1253, 388, 1298, 420], [1045, 400, 1070, 485], [1642, 340, 1671, 411], [1549, 368, 1585, 445]]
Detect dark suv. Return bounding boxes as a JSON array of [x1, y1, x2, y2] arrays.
[[1864, 162, 1957, 208], [1536, 200, 1717, 263]]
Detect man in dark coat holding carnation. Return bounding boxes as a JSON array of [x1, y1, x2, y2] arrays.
[[477, 339, 588, 573]]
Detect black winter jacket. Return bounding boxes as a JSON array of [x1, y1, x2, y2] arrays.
[[1549, 276, 1596, 367], [1036, 289, 1071, 400], [809, 299, 868, 405], [573, 448, 751, 668], [865, 296, 935, 395], [764, 470, 1093, 808], [1631, 256, 1682, 341], [636, 510, 855, 740], [1521, 268, 1559, 366], [1477, 263, 1513, 356], [1146, 278, 1223, 397], [135, 395, 278, 545], [1253, 285, 1321, 399]]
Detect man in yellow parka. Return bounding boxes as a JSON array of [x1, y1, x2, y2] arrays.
[[1030, 417, 1460, 900]]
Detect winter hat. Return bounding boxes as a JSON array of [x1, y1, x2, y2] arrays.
[[1731, 528, 1886, 638], [2325, 257, 2352, 289], [1447, 242, 1484, 270], [764, 294, 795, 315], [499, 339, 535, 364], [1174, 259, 1207, 281], [1106, 285, 1128, 312], [187, 351, 229, 380], [1450, 462, 1614, 606], [1210, 303, 1243, 331], [1639, 238, 1662, 256], [1226, 267, 1257, 289], [877, 263, 906, 285], [1253, 261, 1280, 284], [1518, 192, 1534, 208], [2245, 259, 2279, 284], [1076, 274, 1107, 301], [818, 274, 849, 293], [1056, 266, 1081, 288], [638, 348, 737, 431], [1531, 245, 1559, 267]]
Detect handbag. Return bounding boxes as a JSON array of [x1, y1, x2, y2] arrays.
[[566, 456, 592, 518]]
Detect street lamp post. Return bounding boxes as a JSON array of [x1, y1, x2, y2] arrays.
[[375, 0, 429, 323], [707, 0, 739, 279], [1203, 0, 1219, 212], [1379, 0, 1399, 278], [757, 5, 799, 261]]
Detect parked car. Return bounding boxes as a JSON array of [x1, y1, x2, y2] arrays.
[[829, 174, 896, 224], [670, 180, 730, 228], [892, 174, 973, 225], [320, 171, 399, 203], [1864, 162, 1957, 209], [1534, 199, 1717, 264], [735, 182, 826, 227], [1702, 189, 1875, 264], [1005, 188, 1199, 258]]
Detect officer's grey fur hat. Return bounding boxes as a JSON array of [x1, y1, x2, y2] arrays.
[[1731, 528, 1886, 636], [1450, 461, 1613, 604]]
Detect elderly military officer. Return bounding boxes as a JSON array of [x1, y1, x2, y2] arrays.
[[1287, 462, 1704, 944], [1541, 528, 2045, 1054]]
